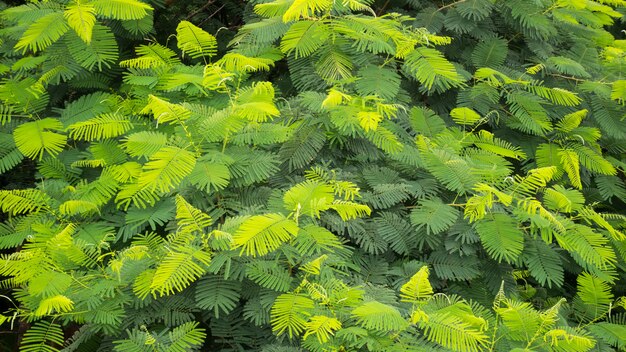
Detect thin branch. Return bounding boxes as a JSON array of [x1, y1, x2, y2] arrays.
[[376, 0, 391, 16], [437, 0, 467, 12], [186, 0, 216, 20], [197, 4, 226, 26]]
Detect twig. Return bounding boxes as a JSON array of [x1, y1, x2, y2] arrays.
[[186, 0, 215, 20], [377, 0, 391, 16], [436, 0, 467, 12], [198, 4, 226, 26]]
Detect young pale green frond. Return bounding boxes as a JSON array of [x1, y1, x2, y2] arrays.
[[271, 293, 315, 338], [120, 44, 180, 69], [20, 320, 65, 352], [554, 224, 616, 272], [232, 214, 299, 257], [59, 200, 100, 216], [558, 148, 582, 189], [280, 21, 330, 59], [137, 146, 196, 193], [420, 309, 489, 352], [611, 80, 626, 105], [0, 189, 49, 215], [217, 53, 277, 72], [176, 21, 217, 60], [175, 195, 212, 235], [352, 301, 408, 331], [576, 272, 613, 319], [496, 300, 543, 343], [556, 109, 587, 132], [254, 0, 293, 18], [150, 245, 211, 297], [233, 82, 280, 122], [303, 315, 342, 343], [15, 12, 69, 53], [122, 131, 168, 158], [141, 95, 191, 125], [473, 130, 526, 160], [13, 118, 67, 160], [509, 166, 557, 198], [64, 0, 96, 43], [329, 200, 371, 221], [283, 180, 334, 218], [543, 328, 596, 352], [450, 107, 482, 125], [543, 185, 585, 213], [281, 0, 333, 22], [68, 113, 133, 141], [526, 85, 582, 107], [91, 0, 152, 20], [400, 266, 433, 302], [34, 295, 74, 316]]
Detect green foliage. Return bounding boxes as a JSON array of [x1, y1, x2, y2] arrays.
[[0, 0, 625, 351]]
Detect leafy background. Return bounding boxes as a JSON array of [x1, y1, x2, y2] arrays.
[[0, 0, 625, 351]]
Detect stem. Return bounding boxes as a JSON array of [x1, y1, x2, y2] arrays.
[[185, 0, 215, 20], [437, 0, 467, 12]]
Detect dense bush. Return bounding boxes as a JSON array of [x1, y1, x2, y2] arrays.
[[0, 0, 625, 351]]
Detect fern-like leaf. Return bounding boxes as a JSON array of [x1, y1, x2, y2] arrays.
[[400, 266, 433, 303], [64, 0, 96, 43], [352, 301, 408, 331], [68, 113, 133, 141], [20, 320, 64, 352], [91, 0, 152, 20], [232, 214, 299, 257], [303, 315, 342, 343], [15, 12, 69, 53], [271, 293, 315, 338], [175, 195, 212, 235], [176, 21, 217, 61], [474, 213, 524, 263], [13, 118, 67, 160], [150, 245, 212, 297]]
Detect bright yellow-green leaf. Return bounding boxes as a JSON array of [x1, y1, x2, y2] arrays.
[[64, 0, 96, 43], [232, 214, 299, 256], [303, 315, 342, 343], [450, 107, 482, 125], [13, 118, 67, 160], [176, 21, 217, 60], [34, 295, 74, 316], [400, 266, 433, 302]]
